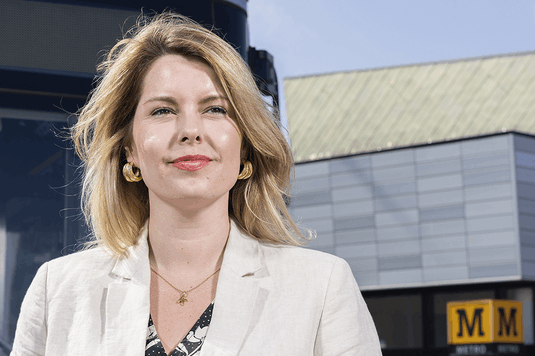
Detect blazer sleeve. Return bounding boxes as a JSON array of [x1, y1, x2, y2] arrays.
[[10, 262, 49, 356], [314, 258, 382, 356]]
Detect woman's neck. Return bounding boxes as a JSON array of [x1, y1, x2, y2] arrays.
[[147, 195, 230, 274]]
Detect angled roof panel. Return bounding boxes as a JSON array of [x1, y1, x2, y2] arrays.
[[285, 51, 535, 163]]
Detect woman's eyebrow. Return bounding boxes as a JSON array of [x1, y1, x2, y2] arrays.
[[143, 96, 177, 106], [143, 95, 228, 106], [199, 95, 229, 105]]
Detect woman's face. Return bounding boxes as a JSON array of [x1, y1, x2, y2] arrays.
[[127, 54, 242, 210]]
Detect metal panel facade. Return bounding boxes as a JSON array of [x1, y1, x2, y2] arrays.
[[289, 134, 533, 290]]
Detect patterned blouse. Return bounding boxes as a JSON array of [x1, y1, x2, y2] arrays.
[[146, 302, 214, 356]]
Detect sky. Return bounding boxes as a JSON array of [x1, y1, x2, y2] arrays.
[[247, 0, 535, 135]]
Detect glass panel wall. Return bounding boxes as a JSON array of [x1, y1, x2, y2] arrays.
[[0, 116, 82, 345], [367, 294, 423, 349], [507, 287, 534, 344]]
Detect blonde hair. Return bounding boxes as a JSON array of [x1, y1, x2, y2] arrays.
[[72, 12, 308, 256]]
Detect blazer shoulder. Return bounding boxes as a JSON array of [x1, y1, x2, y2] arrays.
[[47, 245, 115, 270], [258, 242, 349, 279], [43, 246, 117, 292], [260, 242, 341, 263]]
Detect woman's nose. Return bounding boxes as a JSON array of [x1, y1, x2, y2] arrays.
[[180, 133, 201, 143], [178, 111, 203, 144]]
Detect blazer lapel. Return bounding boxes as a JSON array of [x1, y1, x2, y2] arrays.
[[104, 224, 151, 356], [201, 221, 263, 356]]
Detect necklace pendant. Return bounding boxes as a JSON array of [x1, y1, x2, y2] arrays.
[[177, 292, 188, 306]]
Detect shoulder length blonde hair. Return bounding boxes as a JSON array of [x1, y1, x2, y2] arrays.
[[72, 12, 308, 256]]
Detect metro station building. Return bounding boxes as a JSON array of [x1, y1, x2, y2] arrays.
[[285, 51, 535, 355]]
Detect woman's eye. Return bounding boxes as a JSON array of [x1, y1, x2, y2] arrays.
[[207, 106, 227, 115], [151, 108, 173, 116]]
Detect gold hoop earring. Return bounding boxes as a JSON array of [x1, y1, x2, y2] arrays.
[[237, 161, 253, 180], [123, 162, 143, 182]]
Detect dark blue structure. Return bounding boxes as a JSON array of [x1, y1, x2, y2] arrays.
[[0, 1, 278, 352]]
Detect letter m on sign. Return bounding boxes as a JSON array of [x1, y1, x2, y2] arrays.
[[493, 300, 523, 343], [457, 308, 484, 337], [498, 307, 518, 337], [448, 299, 521, 344]]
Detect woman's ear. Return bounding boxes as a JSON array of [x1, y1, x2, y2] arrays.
[[125, 146, 135, 164], [240, 140, 248, 163]]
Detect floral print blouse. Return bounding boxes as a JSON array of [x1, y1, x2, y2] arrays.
[[146, 302, 214, 356]]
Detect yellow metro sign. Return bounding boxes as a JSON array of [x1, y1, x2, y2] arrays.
[[447, 299, 523, 345]]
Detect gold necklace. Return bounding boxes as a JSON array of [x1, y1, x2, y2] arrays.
[[150, 266, 221, 305], [150, 221, 230, 306]]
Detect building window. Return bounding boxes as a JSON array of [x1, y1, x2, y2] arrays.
[[0, 116, 78, 342], [506, 287, 534, 345], [366, 294, 423, 349]]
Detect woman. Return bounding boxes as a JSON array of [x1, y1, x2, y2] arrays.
[[11, 12, 381, 356]]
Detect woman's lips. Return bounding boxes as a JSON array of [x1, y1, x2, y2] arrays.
[[172, 155, 211, 171]]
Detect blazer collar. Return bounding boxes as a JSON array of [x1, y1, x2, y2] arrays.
[[105, 219, 266, 356], [221, 220, 262, 276], [105, 221, 151, 355], [110, 221, 150, 281], [109, 219, 262, 280], [201, 220, 265, 356]]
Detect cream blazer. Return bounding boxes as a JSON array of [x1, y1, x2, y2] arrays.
[[11, 221, 382, 355]]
